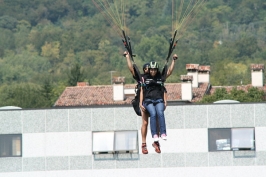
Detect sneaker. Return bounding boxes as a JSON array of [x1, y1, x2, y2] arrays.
[[152, 141, 161, 153], [141, 143, 148, 154], [153, 134, 159, 142], [161, 134, 167, 140]]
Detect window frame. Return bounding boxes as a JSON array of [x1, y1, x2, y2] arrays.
[[208, 128, 255, 152], [208, 128, 231, 152], [231, 128, 255, 151], [0, 134, 22, 157], [92, 130, 139, 154]]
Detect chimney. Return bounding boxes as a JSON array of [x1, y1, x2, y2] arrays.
[[181, 75, 193, 101], [251, 64, 264, 87], [77, 82, 89, 86], [186, 64, 199, 88], [113, 77, 125, 101], [198, 65, 211, 83]]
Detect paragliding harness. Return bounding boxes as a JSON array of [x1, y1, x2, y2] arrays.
[[122, 30, 142, 116], [131, 83, 142, 116], [143, 76, 167, 103]]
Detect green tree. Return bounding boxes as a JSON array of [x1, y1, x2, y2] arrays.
[[40, 79, 54, 107], [14, 20, 31, 49], [235, 35, 258, 58], [44, 0, 71, 23], [229, 88, 247, 102], [67, 63, 85, 86], [41, 41, 61, 65], [0, 83, 44, 108], [210, 60, 250, 86], [52, 81, 68, 104], [0, 15, 17, 30], [200, 88, 230, 103], [245, 87, 265, 102], [0, 28, 15, 50], [135, 35, 168, 64], [199, 86, 265, 103]]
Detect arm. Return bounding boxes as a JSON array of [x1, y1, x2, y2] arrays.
[[164, 91, 167, 110], [166, 54, 178, 79], [124, 51, 135, 77], [139, 85, 146, 112]]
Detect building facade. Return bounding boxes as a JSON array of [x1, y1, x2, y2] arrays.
[[1, 102, 266, 177]]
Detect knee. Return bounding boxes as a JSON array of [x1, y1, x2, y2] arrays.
[[142, 121, 148, 127], [142, 115, 149, 127], [148, 111, 156, 118], [157, 109, 164, 116]]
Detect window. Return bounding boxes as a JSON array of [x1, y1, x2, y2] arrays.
[[208, 128, 231, 152], [208, 128, 255, 152], [231, 128, 255, 150], [0, 134, 22, 157], [92, 130, 138, 154], [92, 131, 115, 153], [114, 131, 138, 152]]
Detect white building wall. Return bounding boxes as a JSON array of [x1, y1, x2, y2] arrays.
[[251, 71, 263, 87], [255, 127, 266, 151], [1, 104, 266, 177], [2, 167, 266, 177], [113, 84, 124, 101], [23, 132, 92, 157], [198, 73, 210, 83], [181, 82, 193, 101], [187, 72, 198, 87]]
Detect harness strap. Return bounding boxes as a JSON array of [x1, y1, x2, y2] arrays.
[[161, 65, 168, 82], [133, 63, 142, 81]]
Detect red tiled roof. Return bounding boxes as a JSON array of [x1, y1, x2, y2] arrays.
[[198, 65, 211, 72], [54, 82, 210, 107], [54, 63, 266, 107], [186, 64, 199, 70], [55, 85, 132, 106], [250, 64, 264, 70], [192, 83, 210, 102], [180, 75, 193, 81]]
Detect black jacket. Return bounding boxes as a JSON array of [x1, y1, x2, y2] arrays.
[[142, 73, 165, 100]]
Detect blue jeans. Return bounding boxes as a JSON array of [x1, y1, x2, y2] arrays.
[[144, 99, 167, 137]]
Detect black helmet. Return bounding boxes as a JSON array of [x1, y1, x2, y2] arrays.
[[143, 63, 150, 70], [143, 63, 150, 72], [149, 61, 159, 69]]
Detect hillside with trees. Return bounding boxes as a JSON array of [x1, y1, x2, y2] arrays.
[[0, 0, 266, 108]]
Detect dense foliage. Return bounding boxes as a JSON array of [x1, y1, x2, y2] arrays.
[[0, 0, 266, 108], [200, 87, 265, 103]]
